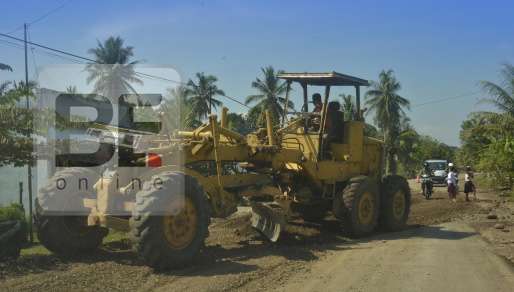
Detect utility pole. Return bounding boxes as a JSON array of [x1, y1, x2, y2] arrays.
[[24, 23, 33, 243]]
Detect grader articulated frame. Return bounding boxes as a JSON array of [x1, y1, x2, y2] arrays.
[[35, 72, 411, 270]]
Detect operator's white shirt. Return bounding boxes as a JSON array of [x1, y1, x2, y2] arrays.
[[447, 171, 456, 186], [465, 173, 473, 182]]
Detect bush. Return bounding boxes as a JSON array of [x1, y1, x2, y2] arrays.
[[0, 203, 28, 245], [504, 190, 514, 202]]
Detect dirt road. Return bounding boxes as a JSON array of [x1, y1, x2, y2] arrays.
[[1, 178, 513, 291], [278, 221, 514, 292]]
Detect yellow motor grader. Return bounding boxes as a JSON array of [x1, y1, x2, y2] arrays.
[[35, 72, 411, 270]]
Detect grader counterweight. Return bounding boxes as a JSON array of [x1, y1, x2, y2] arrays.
[[35, 71, 411, 270]]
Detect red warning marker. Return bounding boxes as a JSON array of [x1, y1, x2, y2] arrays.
[[147, 153, 162, 167]]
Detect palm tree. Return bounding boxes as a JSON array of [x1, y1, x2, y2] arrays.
[[338, 93, 356, 120], [391, 117, 418, 174], [0, 63, 12, 72], [187, 72, 224, 121], [365, 69, 410, 174], [465, 62, 514, 138], [160, 85, 198, 130], [245, 66, 293, 126], [85, 36, 144, 103], [65, 85, 77, 94]]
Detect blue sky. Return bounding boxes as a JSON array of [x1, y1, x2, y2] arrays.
[[1, 0, 513, 146]]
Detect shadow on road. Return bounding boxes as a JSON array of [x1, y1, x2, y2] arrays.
[[358, 224, 477, 245]]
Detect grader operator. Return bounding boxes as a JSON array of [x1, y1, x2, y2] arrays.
[[35, 71, 411, 270]]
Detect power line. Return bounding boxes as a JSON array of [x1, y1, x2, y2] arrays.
[[219, 93, 251, 109], [411, 91, 483, 107], [0, 31, 251, 109], [0, 32, 97, 63], [0, 39, 86, 64], [4, 26, 24, 35], [134, 72, 251, 109], [28, 0, 75, 26], [2, 1, 74, 36]]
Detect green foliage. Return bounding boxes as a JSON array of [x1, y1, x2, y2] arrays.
[[460, 63, 514, 189], [467, 62, 514, 137], [160, 85, 199, 131], [365, 69, 411, 174], [504, 189, 514, 202], [0, 63, 13, 72], [85, 36, 144, 101], [364, 123, 379, 139], [187, 72, 224, 122], [365, 69, 410, 131], [226, 112, 253, 135], [476, 136, 514, 188], [65, 85, 77, 94], [338, 94, 357, 120], [0, 80, 37, 167], [245, 66, 293, 126], [0, 203, 28, 245]]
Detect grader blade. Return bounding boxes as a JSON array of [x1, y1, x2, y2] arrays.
[[249, 201, 285, 242]]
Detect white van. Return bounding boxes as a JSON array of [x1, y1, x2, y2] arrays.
[[424, 160, 447, 185]]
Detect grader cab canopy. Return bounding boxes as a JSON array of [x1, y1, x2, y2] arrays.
[[278, 72, 370, 161], [278, 71, 369, 116]]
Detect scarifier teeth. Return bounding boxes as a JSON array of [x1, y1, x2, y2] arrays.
[[249, 201, 285, 242]]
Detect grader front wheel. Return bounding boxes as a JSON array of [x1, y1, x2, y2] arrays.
[[130, 172, 210, 270], [161, 196, 198, 250], [378, 175, 411, 231], [335, 176, 380, 238]]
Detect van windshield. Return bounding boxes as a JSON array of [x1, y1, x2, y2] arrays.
[[428, 162, 446, 170]]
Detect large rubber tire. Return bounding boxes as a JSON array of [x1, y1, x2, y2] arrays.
[[130, 171, 210, 270], [336, 176, 380, 238], [378, 175, 411, 231], [35, 168, 108, 253]]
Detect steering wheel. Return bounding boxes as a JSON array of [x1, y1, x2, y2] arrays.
[[300, 102, 321, 133]]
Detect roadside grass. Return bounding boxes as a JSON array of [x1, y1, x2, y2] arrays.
[[474, 174, 514, 202], [103, 230, 130, 243], [473, 174, 497, 189], [0, 203, 29, 245], [20, 238, 52, 257], [503, 189, 514, 202], [20, 229, 130, 258]]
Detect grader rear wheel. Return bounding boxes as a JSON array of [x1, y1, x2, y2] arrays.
[[130, 171, 210, 270], [35, 168, 108, 253], [335, 176, 380, 237], [378, 175, 411, 231]]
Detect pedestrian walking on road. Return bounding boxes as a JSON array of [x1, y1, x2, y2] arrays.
[[464, 166, 476, 202], [447, 166, 457, 202]]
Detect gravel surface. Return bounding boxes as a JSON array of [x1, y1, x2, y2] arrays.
[[0, 179, 512, 291]]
